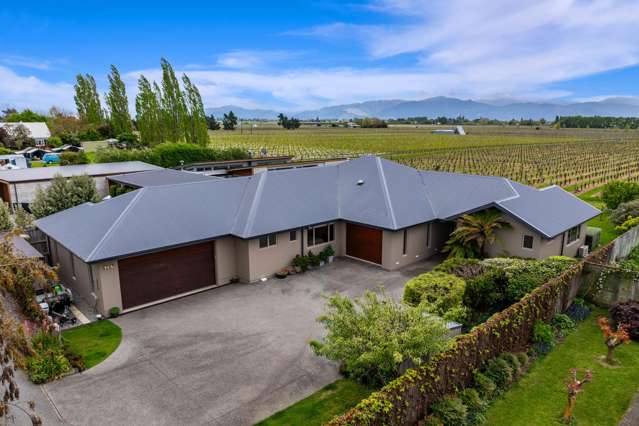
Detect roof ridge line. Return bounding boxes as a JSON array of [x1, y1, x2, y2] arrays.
[[230, 176, 255, 234], [242, 172, 268, 236], [496, 178, 520, 203], [86, 189, 145, 262], [418, 171, 439, 218], [376, 157, 398, 229]]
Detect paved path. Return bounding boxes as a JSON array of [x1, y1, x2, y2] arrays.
[[619, 389, 639, 426], [42, 258, 439, 426]]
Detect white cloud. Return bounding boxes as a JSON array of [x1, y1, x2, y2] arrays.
[[0, 54, 54, 70], [0, 66, 74, 112]]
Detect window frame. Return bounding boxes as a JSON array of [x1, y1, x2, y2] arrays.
[[566, 225, 581, 245], [307, 223, 336, 247], [259, 233, 277, 249], [522, 234, 534, 250], [289, 230, 297, 242]]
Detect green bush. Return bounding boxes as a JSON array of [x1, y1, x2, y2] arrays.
[[430, 396, 468, 426], [403, 272, 466, 319], [462, 269, 509, 324], [516, 352, 529, 367], [27, 330, 72, 384], [532, 321, 555, 345], [94, 142, 248, 168], [109, 307, 121, 318], [485, 358, 513, 389], [0, 147, 12, 155], [473, 371, 497, 399], [552, 313, 576, 337], [307, 251, 320, 267], [433, 258, 487, 279], [48, 135, 63, 147], [500, 353, 521, 373], [610, 199, 639, 225], [59, 151, 89, 166], [460, 388, 487, 425], [602, 180, 639, 209], [616, 216, 639, 232], [292, 254, 309, 271]]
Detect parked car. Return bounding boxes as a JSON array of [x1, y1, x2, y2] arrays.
[[42, 153, 60, 164]]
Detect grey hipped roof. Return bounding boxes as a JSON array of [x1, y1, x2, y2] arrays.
[[0, 161, 162, 183], [0, 232, 43, 259], [108, 169, 217, 188], [35, 156, 600, 263]]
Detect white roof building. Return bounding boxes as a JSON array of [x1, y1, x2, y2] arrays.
[[0, 122, 51, 146]]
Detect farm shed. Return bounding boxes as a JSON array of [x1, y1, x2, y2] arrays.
[[0, 161, 162, 209]]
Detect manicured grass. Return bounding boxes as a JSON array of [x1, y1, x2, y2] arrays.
[[484, 309, 639, 426], [62, 320, 122, 369], [587, 211, 621, 246], [254, 379, 374, 426]]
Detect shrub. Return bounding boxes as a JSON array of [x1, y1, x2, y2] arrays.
[[109, 307, 121, 318], [516, 352, 529, 367], [48, 135, 63, 147], [460, 388, 487, 425], [485, 357, 513, 389], [462, 269, 509, 324], [310, 290, 449, 386], [552, 313, 576, 337], [566, 298, 591, 322], [500, 352, 521, 373], [434, 258, 487, 279], [423, 415, 443, 426], [602, 180, 639, 209], [473, 372, 497, 399], [532, 321, 555, 355], [0, 201, 11, 231], [429, 396, 468, 426], [307, 250, 320, 267], [27, 330, 72, 384], [31, 174, 100, 218], [403, 272, 466, 318], [610, 300, 639, 341], [292, 254, 309, 271], [610, 199, 639, 224], [59, 151, 89, 166]]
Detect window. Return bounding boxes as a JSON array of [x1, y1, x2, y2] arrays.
[[566, 226, 580, 244], [259, 233, 277, 248], [523, 234, 534, 249], [402, 229, 408, 255], [307, 223, 336, 246], [290, 230, 297, 241]]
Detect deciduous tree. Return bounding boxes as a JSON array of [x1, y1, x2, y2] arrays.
[[106, 65, 133, 136], [598, 316, 630, 364], [160, 58, 187, 142], [135, 75, 164, 146], [74, 74, 103, 125], [31, 175, 100, 219], [182, 74, 209, 146]]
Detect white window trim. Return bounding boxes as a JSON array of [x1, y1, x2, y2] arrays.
[[522, 234, 535, 251], [307, 223, 336, 247], [258, 233, 277, 249], [565, 226, 581, 246]]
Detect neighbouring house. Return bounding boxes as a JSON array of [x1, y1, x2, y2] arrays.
[[34, 156, 600, 316], [177, 156, 345, 177], [0, 161, 162, 209], [431, 125, 466, 135], [0, 154, 28, 170], [0, 231, 43, 259], [107, 168, 217, 192], [0, 122, 51, 147]]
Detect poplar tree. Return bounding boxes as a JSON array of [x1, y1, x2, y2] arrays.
[[182, 74, 209, 146], [106, 65, 133, 136], [135, 75, 163, 146], [160, 58, 187, 142], [74, 74, 103, 125]]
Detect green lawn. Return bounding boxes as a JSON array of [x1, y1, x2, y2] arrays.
[[577, 188, 621, 246], [254, 379, 374, 426], [484, 309, 639, 426], [62, 320, 122, 369]]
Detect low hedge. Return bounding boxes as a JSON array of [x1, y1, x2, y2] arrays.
[[328, 246, 611, 425]]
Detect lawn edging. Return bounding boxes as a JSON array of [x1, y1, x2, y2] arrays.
[[328, 243, 613, 426]]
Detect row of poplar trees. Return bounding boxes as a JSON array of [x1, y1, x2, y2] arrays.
[[74, 58, 209, 146]]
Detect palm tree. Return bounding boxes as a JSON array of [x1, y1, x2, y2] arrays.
[[443, 209, 511, 258]]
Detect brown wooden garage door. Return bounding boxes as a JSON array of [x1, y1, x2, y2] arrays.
[[119, 242, 215, 310], [346, 223, 383, 265]]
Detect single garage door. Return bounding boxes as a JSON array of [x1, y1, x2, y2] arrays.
[[119, 241, 215, 310], [346, 223, 383, 265]]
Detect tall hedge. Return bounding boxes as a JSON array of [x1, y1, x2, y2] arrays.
[[328, 245, 611, 426], [94, 142, 248, 168]]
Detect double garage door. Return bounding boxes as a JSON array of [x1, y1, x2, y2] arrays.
[[346, 223, 383, 265], [119, 242, 215, 310]]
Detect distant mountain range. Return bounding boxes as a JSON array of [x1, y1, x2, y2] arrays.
[[206, 96, 639, 121]]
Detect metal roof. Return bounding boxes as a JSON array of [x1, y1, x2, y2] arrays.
[[108, 169, 217, 188], [0, 122, 51, 139], [0, 232, 43, 259], [0, 161, 162, 183], [35, 156, 600, 263]]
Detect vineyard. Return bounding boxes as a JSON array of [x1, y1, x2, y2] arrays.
[[211, 125, 639, 191]]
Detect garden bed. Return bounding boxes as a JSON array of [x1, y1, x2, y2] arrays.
[[484, 308, 639, 426]]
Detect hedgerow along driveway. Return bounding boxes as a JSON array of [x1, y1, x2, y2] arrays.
[[42, 257, 439, 426]]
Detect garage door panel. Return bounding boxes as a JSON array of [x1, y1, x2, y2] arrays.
[[119, 242, 215, 310], [346, 223, 382, 265]]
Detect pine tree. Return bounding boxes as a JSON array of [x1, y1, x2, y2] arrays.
[[182, 74, 209, 146], [106, 65, 133, 136], [135, 75, 164, 146], [160, 58, 187, 142], [74, 74, 103, 125]]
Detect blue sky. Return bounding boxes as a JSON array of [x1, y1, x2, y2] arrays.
[[2, 0, 639, 112]]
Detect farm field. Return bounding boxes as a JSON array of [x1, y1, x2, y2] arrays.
[[211, 125, 639, 191]]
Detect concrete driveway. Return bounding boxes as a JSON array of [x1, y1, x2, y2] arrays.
[[44, 257, 440, 426]]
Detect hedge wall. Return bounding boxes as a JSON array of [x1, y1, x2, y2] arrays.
[[328, 245, 612, 426]]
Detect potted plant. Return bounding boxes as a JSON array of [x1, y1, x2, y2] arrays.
[[323, 245, 335, 263], [293, 254, 309, 272], [275, 268, 288, 279], [109, 306, 121, 318], [318, 250, 328, 266], [307, 251, 320, 268]]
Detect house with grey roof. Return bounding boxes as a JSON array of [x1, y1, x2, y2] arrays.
[[0, 122, 51, 147], [35, 156, 600, 315], [0, 161, 162, 209]]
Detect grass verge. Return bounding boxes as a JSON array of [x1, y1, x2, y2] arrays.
[[62, 320, 122, 369], [484, 309, 639, 426], [254, 379, 374, 426]]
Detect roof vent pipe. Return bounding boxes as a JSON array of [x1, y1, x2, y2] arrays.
[[356, 179, 365, 186]]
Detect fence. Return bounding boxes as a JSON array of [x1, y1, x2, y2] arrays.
[[329, 245, 610, 426]]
